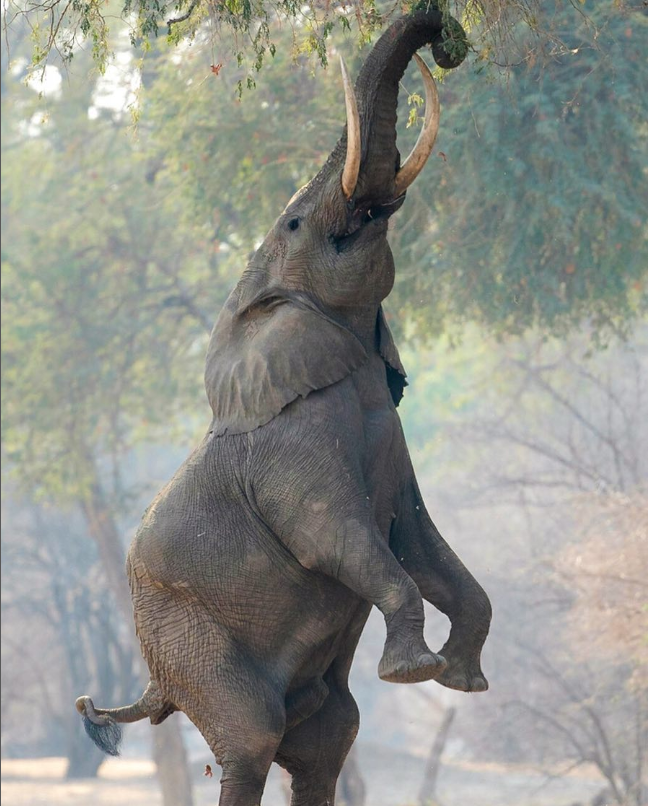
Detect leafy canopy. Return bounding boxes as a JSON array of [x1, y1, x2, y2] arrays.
[[6, 0, 645, 94]]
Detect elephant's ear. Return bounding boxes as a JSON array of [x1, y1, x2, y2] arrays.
[[205, 284, 368, 436], [378, 307, 408, 407]]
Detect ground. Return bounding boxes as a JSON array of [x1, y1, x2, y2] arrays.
[[1, 742, 605, 805]]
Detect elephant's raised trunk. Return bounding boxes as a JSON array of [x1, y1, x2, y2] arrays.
[[335, 7, 467, 205]]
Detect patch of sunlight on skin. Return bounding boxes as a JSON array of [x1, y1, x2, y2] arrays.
[[383, 582, 405, 612]]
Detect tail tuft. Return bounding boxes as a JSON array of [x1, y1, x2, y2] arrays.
[[80, 714, 123, 756]]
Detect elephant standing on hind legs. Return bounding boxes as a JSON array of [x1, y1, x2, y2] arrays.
[[76, 7, 492, 804]]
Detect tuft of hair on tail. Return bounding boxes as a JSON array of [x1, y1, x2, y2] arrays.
[[76, 685, 160, 755], [80, 712, 123, 756]]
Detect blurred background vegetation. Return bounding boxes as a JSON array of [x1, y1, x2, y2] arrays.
[[1, 1, 646, 804]]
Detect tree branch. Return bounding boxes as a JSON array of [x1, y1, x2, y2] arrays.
[[167, 0, 199, 28]]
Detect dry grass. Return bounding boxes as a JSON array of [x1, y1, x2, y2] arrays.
[[1, 752, 606, 806]]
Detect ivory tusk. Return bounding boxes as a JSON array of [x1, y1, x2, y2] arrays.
[[340, 56, 361, 200], [394, 53, 440, 197]]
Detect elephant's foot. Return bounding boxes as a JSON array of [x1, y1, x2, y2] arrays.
[[378, 636, 446, 684], [435, 649, 488, 692]]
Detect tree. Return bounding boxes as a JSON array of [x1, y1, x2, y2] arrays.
[[6, 3, 646, 339], [439, 330, 648, 804], [6, 0, 646, 96], [1, 499, 139, 777], [392, 4, 648, 340], [1, 46, 220, 802], [126, 1, 646, 342]]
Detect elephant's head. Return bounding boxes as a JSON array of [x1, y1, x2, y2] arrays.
[[205, 8, 468, 436], [241, 8, 467, 313]]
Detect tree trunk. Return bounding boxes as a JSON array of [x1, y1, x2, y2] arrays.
[[337, 745, 366, 806], [66, 720, 105, 778], [153, 716, 194, 806], [81, 457, 194, 806], [417, 706, 456, 806]]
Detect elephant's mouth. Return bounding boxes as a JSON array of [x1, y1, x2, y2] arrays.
[[332, 194, 406, 253]]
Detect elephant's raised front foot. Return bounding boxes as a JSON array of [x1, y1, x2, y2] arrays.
[[378, 636, 447, 684], [435, 649, 488, 693]]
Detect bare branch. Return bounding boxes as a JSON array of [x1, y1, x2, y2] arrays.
[[167, 0, 199, 27]]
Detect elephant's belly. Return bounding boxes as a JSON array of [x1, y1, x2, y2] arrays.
[[130, 486, 363, 675], [127, 413, 398, 685]]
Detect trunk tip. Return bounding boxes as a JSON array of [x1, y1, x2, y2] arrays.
[[408, 3, 469, 69], [430, 16, 469, 70]]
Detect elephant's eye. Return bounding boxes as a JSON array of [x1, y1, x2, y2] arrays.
[[287, 217, 300, 232]]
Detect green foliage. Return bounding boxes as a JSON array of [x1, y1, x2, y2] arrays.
[[390, 4, 648, 339], [140, 2, 647, 340], [6, 0, 642, 95], [1, 59, 231, 500]]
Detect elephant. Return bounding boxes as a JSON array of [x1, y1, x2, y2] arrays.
[[76, 7, 492, 805]]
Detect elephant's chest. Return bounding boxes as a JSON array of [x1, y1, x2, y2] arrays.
[[362, 405, 404, 526]]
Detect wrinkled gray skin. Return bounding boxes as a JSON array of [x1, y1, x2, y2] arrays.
[[76, 9, 491, 804]]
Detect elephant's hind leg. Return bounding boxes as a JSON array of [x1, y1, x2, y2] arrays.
[[276, 673, 360, 806], [285, 677, 330, 730], [131, 580, 285, 805], [178, 660, 286, 806]]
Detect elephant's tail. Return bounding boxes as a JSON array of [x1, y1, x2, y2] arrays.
[[75, 679, 173, 756]]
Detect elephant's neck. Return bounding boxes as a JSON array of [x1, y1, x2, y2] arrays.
[[329, 304, 381, 353]]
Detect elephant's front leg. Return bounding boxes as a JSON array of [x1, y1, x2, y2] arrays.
[[391, 479, 492, 692], [289, 504, 444, 684], [319, 510, 447, 683], [251, 435, 445, 684]]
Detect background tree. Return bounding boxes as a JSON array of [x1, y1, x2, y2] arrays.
[[1, 41, 218, 802], [439, 331, 648, 805], [2, 500, 139, 777]]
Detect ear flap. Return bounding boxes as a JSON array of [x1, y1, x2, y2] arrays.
[[205, 283, 368, 436], [377, 307, 408, 407]]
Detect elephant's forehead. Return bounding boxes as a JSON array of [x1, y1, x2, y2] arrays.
[[282, 168, 334, 216], [284, 183, 310, 211]]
